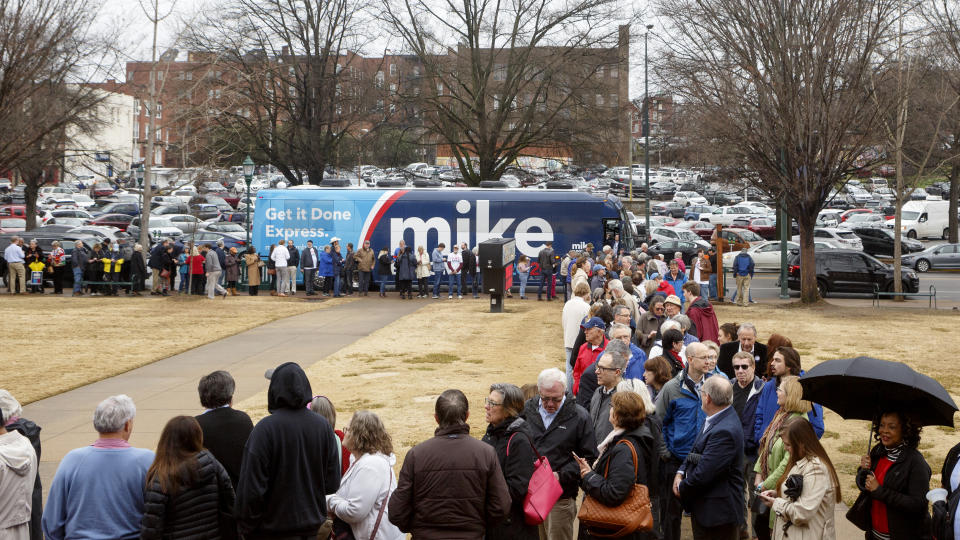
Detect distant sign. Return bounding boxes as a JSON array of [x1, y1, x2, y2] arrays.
[[94, 152, 111, 162]]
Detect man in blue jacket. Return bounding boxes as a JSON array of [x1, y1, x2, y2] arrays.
[[753, 346, 825, 442], [655, 342, 713, 540], [675, 376, 745, 539], [732, 248, 754, 307]]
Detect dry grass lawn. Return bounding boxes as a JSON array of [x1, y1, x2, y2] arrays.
[[0, 295, 349, 404], [236, 300, 960, 505]]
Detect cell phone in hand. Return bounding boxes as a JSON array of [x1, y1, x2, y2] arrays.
[[571, 451, 582, 461]]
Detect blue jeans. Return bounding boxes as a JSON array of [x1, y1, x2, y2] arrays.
[[448, 273, 462, 296], [518, 272, 529, 297], [303, 268, 316, 294], [358, 271, 370, 294], [179, 272, 189, 292], [537, 274, 554, 299], [379, 274, 387, 294], [708, 273, 718, 299], [333, 274, 342, 297], [433, 273, 444, 297], [73, 267, 83, 293], [462, 272, 479, 297]]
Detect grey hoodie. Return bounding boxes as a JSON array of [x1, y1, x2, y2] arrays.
[[0, 430, 37, 530], [204, 251, 222, 272]]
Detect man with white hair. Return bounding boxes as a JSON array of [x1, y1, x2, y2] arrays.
[[3, 236, 25, 294], [608, 278, 639, 322], [42, 395, 154, 540], [521, 368, 596, 540]]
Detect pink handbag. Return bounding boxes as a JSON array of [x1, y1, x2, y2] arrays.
[[507, 432, 563, 525]]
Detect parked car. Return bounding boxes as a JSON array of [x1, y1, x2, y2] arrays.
[[708, 191, 743, 206], [43, 217, 88, 228], [127, 216, 185, 242], [40, 208, 93, 224], [91, 183, 116, 197], [163, 214, 203, 234], [744, 217, 777, 240], [199, 181, 228, 194], [650, 227, 711, 248], [182, 230, 248, 251], [151, 202, 190, 215], [0, 218, 25, 233], [711, 227, 765, 252], [816, 210, 842, 228], [675, 220, 717, 240], [683, 205, 716, 221], [66, 226, 132, 245], [190, 204, 221, 221], [840, 208, 873, 222], [673, 191, 708, 206], [722, 240, 799, 271], [793, 227, 863, 250], [700, 205, 765, 226], [852, 227, 924, 257], [900, 243, 960, 272], [92, 201, 140, 217], [838, 212, 886, 230], [88, 213, 135, 231], [651, 201, 687, 218], [70, 194, 95, 209], [646, 240, 705, 265], [787, 249, 918, 296], [203, 221, 246, 238], [649, 181, 678, 199], [883, 199, 950, 239]]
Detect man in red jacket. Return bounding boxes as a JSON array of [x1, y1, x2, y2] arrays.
[[683, 282, 719, 343], [572, 317, 609, 396]]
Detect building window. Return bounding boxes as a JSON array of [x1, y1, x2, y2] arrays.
[[134, 99, 141, 115], [336, 63, 342, 73], [493, 94, 500, 110], [609, 93, 618, 107], [377, 99, 384, 110], [413, 66, 420, 76], [214, 89, 221, 98], [493, 64, 506, 81], [178, 71, 184, 80], [186, 71, 192, 81], [389, 64, 397, 76], [610, 65, 618, 78], [389, 83, 397, 95], [127, 70, 134, 81], [437, 83, 443, 96], [596, 94, 604, 106], [376, 71, 384, 87], [598, 66, 604, 78], [157, 71, 163, 81], [156, 103, 162, 118]]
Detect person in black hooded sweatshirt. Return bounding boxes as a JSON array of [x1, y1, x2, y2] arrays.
[[235, 362, 341, 539]]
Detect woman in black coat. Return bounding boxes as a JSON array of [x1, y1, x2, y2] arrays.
[[130, 244, 147, 295], [376, 247, 392, 297], [24, 239, 44, 293], [396, 246, 417, 299], [481, 383, 538, 540], [160, 246, 177, 296], [141, 415, 235, 540], [847, 410, 931, 540], [575, 391, 657, 540]]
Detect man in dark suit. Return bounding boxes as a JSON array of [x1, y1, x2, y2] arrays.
[[195, 370, 254, 489], [717, 322, 768, 379], [674, 376, 744, 540]]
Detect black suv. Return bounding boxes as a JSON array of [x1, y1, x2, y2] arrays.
[[787, 249, 919, 297], [851, 227, 924, 258]]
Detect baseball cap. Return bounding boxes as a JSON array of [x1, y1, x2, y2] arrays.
[[664, 294, 682, 307], [592, 264, 605, 272], [649, 272, 661, 280], [581, 317, 606, 331]]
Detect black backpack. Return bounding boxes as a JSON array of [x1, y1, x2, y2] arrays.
[[932, 488, 960, 540]]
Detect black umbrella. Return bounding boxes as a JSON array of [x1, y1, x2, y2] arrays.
[[800, 356, 957, 433]]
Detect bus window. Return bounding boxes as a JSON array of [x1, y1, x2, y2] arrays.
[[602, 218, 621, 249]]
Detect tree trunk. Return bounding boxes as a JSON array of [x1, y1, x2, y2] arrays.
[[949, 162, 959, 244], [23, 177, 39, 231], [796, 214, 818, 303], [892, 145, 904, 299]]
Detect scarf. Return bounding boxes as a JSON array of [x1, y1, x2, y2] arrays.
[[758, 409, 791, 478], [883, 442, 907, 463], [594, 428, 626, 467]]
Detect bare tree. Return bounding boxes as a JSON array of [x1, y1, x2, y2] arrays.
[[183, 0, 378, 185], [656, 0, 897, 303], [381, 0, 636, 184], [922, 0, 960, 243], [0, 0, 117, 229]]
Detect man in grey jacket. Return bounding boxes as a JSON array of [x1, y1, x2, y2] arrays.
[[430, 243, 446, 299], [203, 245, 228, 299], [537, 241, 556, 301], [589, 339, 628, 444], [300, 241, 319, 296]]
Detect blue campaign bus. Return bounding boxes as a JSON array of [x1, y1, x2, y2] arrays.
[[252, 186, 635, 284]]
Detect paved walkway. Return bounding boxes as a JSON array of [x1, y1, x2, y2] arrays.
[[23, 297, 425, 497]]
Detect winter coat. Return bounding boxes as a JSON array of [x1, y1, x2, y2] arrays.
[[737, 377, 765, 457], [204, 252, 222, 273], [733, 252, 755, 277], [0, 430, 37, 540], [636, 311, 663, 352], [4, 418, 40, 540], [376, 252, 392, 275], [243, 254, 261, 287], [579, 423, 658, 540], [161, 251, 177, 275], [573, 338, 609, 396], [654, 369, 709, 461], [131, 251, 147, 278], [537, 247, 555, 275], [235, 363, 341, 539], [755, 412, 807, 529], [189, 255, 206, 275], [430, 249, 446, 273], [396, 251, 416, 281], [520, 394, 598, 499], [140, 450, 235, 540], [690, 255, 712, 281], [561, 297, 591, 349], [848, 444, 932, 540], [354, 248, 375, 272], [663, 270, 688, 305], [481, 418, 539, 540], [343, 249, 356, 274], [686, 296, 719, 343], [415, 251, 432, 279], [388, 423, 511, 539], [318, 250, 334, 277], [770, 456, 836, 540], [71, 246, 89, 270], [461, 248, 478, 275], [331, 250, 344, 275], [195, 407, 254, 489], [224, 253, 239, 282], [148, 244, 166, 270], [326, 453, 404, 540], [24, 246, 43, 266], [589, 387, 618, 444], [286, 246, 300, 269]]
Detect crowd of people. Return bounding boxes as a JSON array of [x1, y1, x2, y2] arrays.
[[0, 238, 949, 540]]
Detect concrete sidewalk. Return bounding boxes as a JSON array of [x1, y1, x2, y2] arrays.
[[22, 297, 425, 497]]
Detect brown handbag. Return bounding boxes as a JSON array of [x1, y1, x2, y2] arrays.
[[577, 440, 654, 538]]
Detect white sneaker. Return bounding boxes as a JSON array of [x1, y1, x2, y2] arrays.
[[448, 295, 452, 299], [458, 295, 463, 299]]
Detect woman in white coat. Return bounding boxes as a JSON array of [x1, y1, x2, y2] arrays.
[[327, 411, 404, 540], [757, 417, 840, 540]]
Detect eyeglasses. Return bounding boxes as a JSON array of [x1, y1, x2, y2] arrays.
[[653, 307, 664, 312], [539, 395, 563, 403], [595, 365, 619, 373], [733, 364, 751, 371], [484, 398, 502, 407]]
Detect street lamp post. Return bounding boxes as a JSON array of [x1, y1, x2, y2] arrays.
[[643, 24, 653, 243], [243, 156, 255, 247], [136, 164, 144, 238]]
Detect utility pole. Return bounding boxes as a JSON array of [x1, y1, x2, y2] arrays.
[[643, 24, 653, 243], [140, 0, 160, 252]]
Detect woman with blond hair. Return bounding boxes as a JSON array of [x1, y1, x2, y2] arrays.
[[326, 411, 404, 540], [415, 245, 431, 298], [753, 376, 811, 540]]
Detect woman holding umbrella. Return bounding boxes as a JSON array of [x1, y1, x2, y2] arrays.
[[847, 410, 932, 540], [753, 375, 811, 540]]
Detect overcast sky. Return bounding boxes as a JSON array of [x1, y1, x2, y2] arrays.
[[102, 0, 658, 99]]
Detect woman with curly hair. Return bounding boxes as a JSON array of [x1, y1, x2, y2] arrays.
[[847, 410, 931, 540]]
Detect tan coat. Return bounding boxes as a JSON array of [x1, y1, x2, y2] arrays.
[[244, 253, 261, 287], [354, 247, 375, 272], [771, 456, 836, 540]]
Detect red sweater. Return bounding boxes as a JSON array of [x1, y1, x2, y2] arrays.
[[573, 337, 608, 395]]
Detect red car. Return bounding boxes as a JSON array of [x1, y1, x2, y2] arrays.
[[840, 208, 873, 222], [675, 220, 716, 240], [92, 183, 116, 197], [89, 213, 134, 231], [746, 217, 776, 240]]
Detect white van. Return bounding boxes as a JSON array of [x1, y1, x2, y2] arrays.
[[885, 200, 949, 239]]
